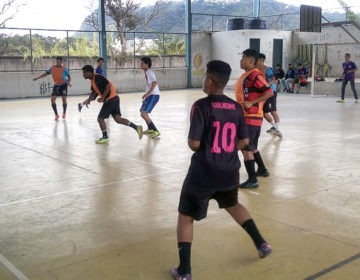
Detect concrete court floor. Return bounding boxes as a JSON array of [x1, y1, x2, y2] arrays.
[[0, 89, 360, 280]]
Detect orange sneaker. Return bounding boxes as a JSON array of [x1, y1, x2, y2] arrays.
[[55, 114, 59, 120], [62, 113, 66, 119]]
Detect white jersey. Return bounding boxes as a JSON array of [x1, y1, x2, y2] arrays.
[[144, 69, 160, 95]]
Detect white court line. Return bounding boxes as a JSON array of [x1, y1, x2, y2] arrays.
[[0, 170, 180, 208], [248, 191, 261, 195], [0, 253, 29, 280]]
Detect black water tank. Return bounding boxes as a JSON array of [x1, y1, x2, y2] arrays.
[[226, 18, 248, 30], [248, 18, 267, 29]]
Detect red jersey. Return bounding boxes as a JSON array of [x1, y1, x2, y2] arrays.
[[234, 68, 272, 126]]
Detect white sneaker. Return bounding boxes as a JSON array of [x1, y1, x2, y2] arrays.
[[273, 130, 283, 138]]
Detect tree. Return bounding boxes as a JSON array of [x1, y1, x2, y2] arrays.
[[337, 0, 360, 22], [104, 0, 167, 66], [0, 0, 25, 55]]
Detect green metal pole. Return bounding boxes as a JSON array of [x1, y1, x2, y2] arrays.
[[99, 0, 107, 76], [185, 0, 192, 88]]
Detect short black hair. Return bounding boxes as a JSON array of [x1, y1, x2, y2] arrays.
[[258, 53, 266, 60], [206, 60, 231, 89], [56, 56, 63, 61], [242, 49, 259, 64], [97, 57, 104, 62], [141, 56, 152, 67], [82, 65, 94, 73]]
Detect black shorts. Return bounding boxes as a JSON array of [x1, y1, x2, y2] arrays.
[[98, 95, 121, 119], [246, 124, 261, 151], [178, 179, 238, 221], [263, 91, 277, 113], [52, 84, 68, 96]]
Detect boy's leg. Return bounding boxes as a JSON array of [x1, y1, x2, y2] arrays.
[[254, 150, 269, 177], [62, 95, 67, 119], [240, 150, 258, 188], [95, 117, 109, 144], [226, 204, 272, 258], [350, 80, 359, 100], [140, 110, 159, 134], [50, 95, 59, 119], [113, 115, 143, 140], [339, 80, 347, 101], [171, 213, 193, 279]]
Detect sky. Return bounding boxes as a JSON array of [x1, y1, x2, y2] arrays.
[[3, 0, 360, 30]]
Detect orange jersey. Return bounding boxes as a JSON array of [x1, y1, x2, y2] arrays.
[[234, 68, 271, 126], [90, 74, 117, 99], [47, 65, 70, 85]]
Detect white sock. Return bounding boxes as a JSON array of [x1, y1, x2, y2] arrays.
[[275, 123, 280, 131]]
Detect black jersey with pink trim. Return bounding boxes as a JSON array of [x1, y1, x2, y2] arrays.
[[185, 94, 248, 190]]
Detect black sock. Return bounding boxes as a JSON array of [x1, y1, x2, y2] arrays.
[[51, 104, 58, 115], [102, 131, 108, 138], [147, 121, 158, 131], [178, 242, 191, 275], [63, 103, 67, 114], [128, 122, 137, 130], [254, 151, 266, 172], [244, 160, 257, 183], [242, 219, 265, 248]]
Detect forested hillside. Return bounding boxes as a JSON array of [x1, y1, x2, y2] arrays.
[[80, 0, 347, 33]]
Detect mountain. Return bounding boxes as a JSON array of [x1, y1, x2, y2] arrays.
[[79, 0, 348, 33]]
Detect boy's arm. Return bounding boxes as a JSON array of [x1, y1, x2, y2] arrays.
[[243, 88, 273, 110], [188, 138, 201, 152], [83, 91, 97, 107], [142, 81, 158, 99], [237, 138, 249, 151], [98, 83, 111, 102], [32, 72, 48, 81]]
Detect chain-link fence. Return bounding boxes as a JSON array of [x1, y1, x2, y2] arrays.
[[0, 27, 186, 72]]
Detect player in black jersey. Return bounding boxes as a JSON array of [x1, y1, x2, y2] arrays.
[[171, 60, 272, 280]]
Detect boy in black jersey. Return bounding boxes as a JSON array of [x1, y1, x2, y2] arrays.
[[81, 65, 143, 144], [171, 60, 272, 280]]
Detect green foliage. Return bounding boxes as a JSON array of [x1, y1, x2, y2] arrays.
[[337, 0, 360, 22]]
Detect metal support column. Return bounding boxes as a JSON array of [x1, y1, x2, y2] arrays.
[[185, 0, 192, 88], [99, 0, 107, 76]]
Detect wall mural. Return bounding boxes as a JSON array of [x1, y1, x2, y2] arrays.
[[192, 52, 206, 77], [294, 44, 332, 77], [39, 81, 52, 95]]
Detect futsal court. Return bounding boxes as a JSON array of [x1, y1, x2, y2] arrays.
[[0, 89, 359, 280]]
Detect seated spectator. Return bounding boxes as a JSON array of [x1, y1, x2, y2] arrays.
[[280, 63, 296, 93], [294, 63, 309, 93], [274, 64, 285, 92]]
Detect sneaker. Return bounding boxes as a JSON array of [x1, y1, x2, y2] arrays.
[[171, 267, 192, 280], [266, 127, 276, 133], [143, 129, 154, 134], [95, 137, 109, 144], [273, 130, 283, 138], [78, 103, 83, 112], [62, 113, 66, 119], [239, 180, 259, 189], [136, 125, 143, 140], [295, 90, 299, 94], [255, 169, 270, 177], [54, 114, 59, 120], [337, 99, 345, 103], [151, 130, 160, 139], [355, 100, 359, 103], [258, 242, 272, 259]]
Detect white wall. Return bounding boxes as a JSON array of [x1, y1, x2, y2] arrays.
[[211, 29, 293, 84], [0, 68, 187, 99]]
